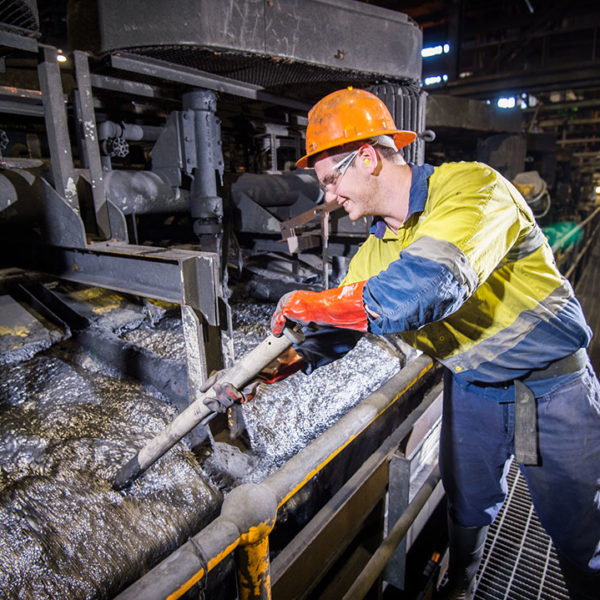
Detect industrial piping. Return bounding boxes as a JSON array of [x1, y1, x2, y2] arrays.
[[114, 353, 435, 600]]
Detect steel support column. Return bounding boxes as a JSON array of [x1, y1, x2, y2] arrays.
[[37, 45, 78, 211], [110, 52, 311, 112], [385, 453, 411, 590], [73, 50, 112, 240], [180, 253, 230, 391], [181, 304, 224, 399]]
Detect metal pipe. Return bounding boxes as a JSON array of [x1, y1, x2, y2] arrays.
[[270, 381, 443, 597], [231, 172, 320, 208], [119, 517, 241, 600], [112, 327, 302, 490], [267, 355, 434, 508], [103, 169, 321, 216], [182, 89, 223, 224], [342, 467, 442, 600], [98, 120, 163, 142], [114, 354, 434, 599]]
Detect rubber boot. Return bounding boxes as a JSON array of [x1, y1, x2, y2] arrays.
[[557, 553, 600, 600], [436, 518, 489, 600]]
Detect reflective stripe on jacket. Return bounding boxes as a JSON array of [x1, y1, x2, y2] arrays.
[[341, 161, 591, 384]]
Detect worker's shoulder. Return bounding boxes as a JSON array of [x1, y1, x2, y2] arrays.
[[432, 160, 499, 184], [428, 161, 501, 200]]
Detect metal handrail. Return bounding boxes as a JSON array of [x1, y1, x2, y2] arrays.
[[551, 205, 600, 254], [115, 354, 435, 600], [565, 220, 600, 282]]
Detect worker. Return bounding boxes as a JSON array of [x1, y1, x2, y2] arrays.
[[271, 88, 600, 600], [206, 87, 600, 600]]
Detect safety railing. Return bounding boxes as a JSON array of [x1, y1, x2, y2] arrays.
[[552, 205, 600, 288], [115, 353, 437, 600]]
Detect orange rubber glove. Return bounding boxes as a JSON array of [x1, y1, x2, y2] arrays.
[[270, 281, 368, 337]]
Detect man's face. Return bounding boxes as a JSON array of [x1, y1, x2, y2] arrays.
[[314, 150, 376, 221]]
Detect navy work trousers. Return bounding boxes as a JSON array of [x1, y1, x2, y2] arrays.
[[440, 363, 600, 574]]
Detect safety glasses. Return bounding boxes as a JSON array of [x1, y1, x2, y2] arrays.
[[318, 148, 360, 194]]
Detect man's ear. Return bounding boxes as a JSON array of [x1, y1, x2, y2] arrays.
[[358, 144, 378, 172]]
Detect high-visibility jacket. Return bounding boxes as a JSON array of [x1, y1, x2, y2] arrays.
[[341, 161, 591, 384]]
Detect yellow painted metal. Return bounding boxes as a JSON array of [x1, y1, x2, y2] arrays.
[[168, 361, 433, 599], [236, 535, 272, 600], [165, 539, 240, 600], [235, 510, 276, 600]]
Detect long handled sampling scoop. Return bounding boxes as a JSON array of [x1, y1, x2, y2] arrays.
[[112, 325, 303, 490]]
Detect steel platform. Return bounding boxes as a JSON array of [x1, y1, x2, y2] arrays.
[[474, 462, 569, 600]]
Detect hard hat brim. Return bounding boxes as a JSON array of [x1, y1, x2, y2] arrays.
[[296, 129, 417, 169]]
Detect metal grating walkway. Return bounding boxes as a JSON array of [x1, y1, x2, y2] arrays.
[[473, 462, 569, 600]]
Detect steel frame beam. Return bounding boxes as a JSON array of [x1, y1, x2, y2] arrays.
[[90, 73, 170, 100], [0, 99, 44, 117], [110, 52, 311, 111], [26, 238, 227, 386], [0, 28, 38, 52], [446, 63, 600, 98], [0, 85, 44, 116], [34, 241, 220, 324]]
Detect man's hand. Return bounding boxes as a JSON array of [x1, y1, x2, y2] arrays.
[[271, 281, 369, 337], [200, 370, 260, 413], [201, 348, 305, 413]]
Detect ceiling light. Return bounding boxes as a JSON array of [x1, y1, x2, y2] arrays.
[[421, 44, 450, 58], [497, 97, 516, 109], [424, 75, 442, 86]]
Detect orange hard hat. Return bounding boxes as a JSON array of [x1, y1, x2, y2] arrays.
[[297, 88, 417, 169]]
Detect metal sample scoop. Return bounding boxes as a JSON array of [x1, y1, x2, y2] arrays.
[[113, 325, 303, 490]]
